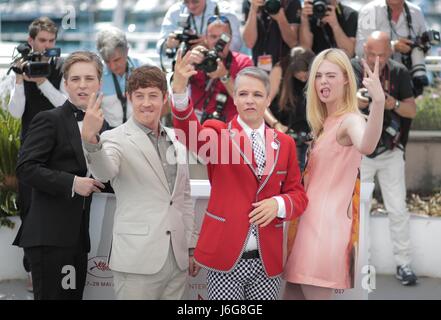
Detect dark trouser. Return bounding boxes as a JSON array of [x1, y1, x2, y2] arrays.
[[17, 181, 32, 272], [24, 246, 88, 300]]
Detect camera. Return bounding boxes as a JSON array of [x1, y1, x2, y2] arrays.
[[196, 33, 231, 74], [264, 0, 281, 15], [368, 111, 402, 158], [287, 129, 313, 144], [165, 13, 199, 59], [8, 43, 61, 78], [358, 88, 388, 104], [359, 89, 372, 103], [201, 93, 227, 123], [402, 30, 440, 96], [312, 0, 330, 20]]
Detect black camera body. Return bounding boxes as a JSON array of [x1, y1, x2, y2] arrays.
[[165, 13, 199, 59], [367, 110, 402, 158], [196, 33, 231, 74], [411, 30, 441, 52], [403, 29, 440, 96], [287, 129, 313, 144], [312, 0, 330, 20], [201, 93, 227, 123], [8, 43, 61, 78], [264, 0, 281, 15]]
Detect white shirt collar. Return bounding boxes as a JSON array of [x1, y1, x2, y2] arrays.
[[237, 116, 265, 142]]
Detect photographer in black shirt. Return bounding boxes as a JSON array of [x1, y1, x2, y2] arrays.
[[299, 0, 357, 57], [351, 31, 418, 286]]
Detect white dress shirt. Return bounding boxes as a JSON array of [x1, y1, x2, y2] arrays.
[[7, 73, 67, 118]]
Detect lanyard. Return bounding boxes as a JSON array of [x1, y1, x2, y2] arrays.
[[111, 60, 132, 124], [387, 2, 416, 40], [190, 4, 207, 35]]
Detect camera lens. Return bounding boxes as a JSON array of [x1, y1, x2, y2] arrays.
[[264, 0, 281, 15], [313, 0, 328, 20]]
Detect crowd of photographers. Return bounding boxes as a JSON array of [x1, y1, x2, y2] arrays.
[[5, 0, 441, 292]]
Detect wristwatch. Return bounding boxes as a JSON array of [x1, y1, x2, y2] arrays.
[[394, 99, 401, 111], [220, 73, 230, 84]]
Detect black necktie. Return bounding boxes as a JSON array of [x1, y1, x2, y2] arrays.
[[73, 109, 85, 122]]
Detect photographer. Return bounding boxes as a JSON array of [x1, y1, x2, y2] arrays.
[[186, 16, 253, 123], [7, 17, 66, 141], [7, 17, 66, 291], [355, 0, 430, 96], [264, 47, 315, 171], [158, 0, 242, 56], [299, 0, 358, 57], [96, 27, 156, 128], [352, 31, 418, 286], [242, 0, 301, 69]]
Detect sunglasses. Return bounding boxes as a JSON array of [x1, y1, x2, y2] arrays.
[[207, 15, 230, 26]]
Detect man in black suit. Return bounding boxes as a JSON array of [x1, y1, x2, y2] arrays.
[[15, 51, 107, 300]]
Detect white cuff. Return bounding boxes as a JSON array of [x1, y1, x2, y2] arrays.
[[72, 176, 77, 197], [273, 196, 286, 219], [172, 92, 189, 110]]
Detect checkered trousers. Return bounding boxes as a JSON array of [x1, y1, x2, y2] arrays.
[[206, 258, 281, 300]]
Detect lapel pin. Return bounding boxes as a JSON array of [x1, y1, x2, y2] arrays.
[[271, 142, 278, 150]]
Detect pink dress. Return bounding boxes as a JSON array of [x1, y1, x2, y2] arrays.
[[283, 113, 361, 289]]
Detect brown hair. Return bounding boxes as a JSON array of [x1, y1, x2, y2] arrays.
[[62, 51, 103, 80], [279, 47, 315, 111], [28, 17, 58, 39], [127, 65, 167, 96]]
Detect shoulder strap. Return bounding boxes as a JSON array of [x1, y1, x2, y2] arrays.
[[111, 66, 128, 123]]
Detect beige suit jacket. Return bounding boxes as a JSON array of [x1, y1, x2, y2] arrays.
[[84, 117, 198, 275]]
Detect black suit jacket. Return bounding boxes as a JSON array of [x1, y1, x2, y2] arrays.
[[14, 100, 106, 251]]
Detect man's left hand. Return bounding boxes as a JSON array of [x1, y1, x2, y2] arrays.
[[321, 5, 339, 29], [188, 256, 201, 277], [207, 59, 228, 80], [384, 93, 396, 110], [249, 198, 279, 227]]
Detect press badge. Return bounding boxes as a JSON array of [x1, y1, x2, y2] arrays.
[[257, 55, 273, 72]]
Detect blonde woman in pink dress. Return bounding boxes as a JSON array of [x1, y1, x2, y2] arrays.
[[283, 49, 385, 300]]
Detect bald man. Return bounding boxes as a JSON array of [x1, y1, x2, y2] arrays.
[[351, 31, 418, 286]]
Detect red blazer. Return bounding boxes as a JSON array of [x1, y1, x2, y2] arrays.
[[173, 101, 308, 277]]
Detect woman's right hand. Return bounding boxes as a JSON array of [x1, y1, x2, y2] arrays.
[[362, 57, 385, 106]]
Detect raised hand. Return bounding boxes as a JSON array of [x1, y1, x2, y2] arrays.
[[172, 49, 198, 94], [362, 56, 385, 106], [81, 92, 104, 144]]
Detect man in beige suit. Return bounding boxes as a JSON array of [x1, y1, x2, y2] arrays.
[[81, 65, 199, 299]]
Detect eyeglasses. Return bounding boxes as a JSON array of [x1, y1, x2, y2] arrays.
[[207, 15, 230, 26]]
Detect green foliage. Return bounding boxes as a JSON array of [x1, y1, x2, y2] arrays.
[[412, 85, 441, 131], [0, 106, 21, 229]]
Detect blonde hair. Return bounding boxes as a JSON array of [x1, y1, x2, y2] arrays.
[[306, 48, 360, 139]]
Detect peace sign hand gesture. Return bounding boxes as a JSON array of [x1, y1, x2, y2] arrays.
[[81, 92, 104, 144], [362, 56, 385, 106]]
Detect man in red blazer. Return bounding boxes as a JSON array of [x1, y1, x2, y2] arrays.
[[171, 50, 308, 300]]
